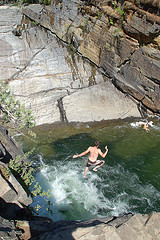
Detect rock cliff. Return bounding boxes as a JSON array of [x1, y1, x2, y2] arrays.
[[0, 2, 160, 125], [21, 0, 160, 118], [0, 124, 32, 214], [0, 4, 145, 125], [0, 124, 32, 238]]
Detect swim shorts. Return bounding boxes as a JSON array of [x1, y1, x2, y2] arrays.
[[86, 159, 103, 168]]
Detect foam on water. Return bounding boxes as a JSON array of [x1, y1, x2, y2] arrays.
[[46, 161, 108, 219], [34, 154, 160, 221], [130, 120, 154, 128], [130, 120, 160, 131]]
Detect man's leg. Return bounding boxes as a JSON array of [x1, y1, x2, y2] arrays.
[[83, 167, 89, 178], [93, 160, 105, 172]]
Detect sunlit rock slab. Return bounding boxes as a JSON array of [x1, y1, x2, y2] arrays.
[[63, 82, 140, 122]]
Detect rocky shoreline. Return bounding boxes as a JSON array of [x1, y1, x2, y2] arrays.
[[1, 211, 160, 240]]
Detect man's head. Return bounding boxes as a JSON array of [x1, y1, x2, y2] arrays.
[[94, 140, 99, 147]]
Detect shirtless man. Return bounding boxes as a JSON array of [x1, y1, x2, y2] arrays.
[[140, 122, 150, 132], [73, 141, 108, 178]]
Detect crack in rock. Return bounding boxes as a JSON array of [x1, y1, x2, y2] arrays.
[[8, 46, 46, 81], [57, 98, 68, 122]]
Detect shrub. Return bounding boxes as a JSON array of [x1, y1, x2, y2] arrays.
[[0, 80, 35, 129], [9, 150, 53, 213]]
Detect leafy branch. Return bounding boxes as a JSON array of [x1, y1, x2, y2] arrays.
[[9, 150, 53, 213], [0, 80, 35, 129]]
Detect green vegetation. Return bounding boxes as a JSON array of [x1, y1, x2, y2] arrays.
[[0, 164, 10, 179], [84, 18, 89, 32], [112, 1, 124, 22], [113, 28, 123, 38], [116, 6, 124, 18], [3, 0, 51, 5], [112, 0, 117, 9], [9, 150, 53, 213], [32, 20, 39, 26], [9, 151, 35, 187], [42, 0, 51, 5], [109, 18, 114, 25], [0, 80, 35, 129], [105, 43, 111, 51], [96, 9, 101, 18], [20, 0, 51, 5]]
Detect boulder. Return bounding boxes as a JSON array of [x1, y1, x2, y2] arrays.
[[63, 82, 140, 122]]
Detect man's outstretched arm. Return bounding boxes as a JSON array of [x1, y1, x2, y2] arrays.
[[73, 147, 90, 158], [98, 146, 108, 158]]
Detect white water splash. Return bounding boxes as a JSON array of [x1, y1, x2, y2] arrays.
[[33, 154, 160, 221], [130, 120, 153, 128], [130, 120, 160, 131]]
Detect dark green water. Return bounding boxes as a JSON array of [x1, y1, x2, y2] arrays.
[[15, 118, 160, 221]]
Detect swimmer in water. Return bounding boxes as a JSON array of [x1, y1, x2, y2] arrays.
[[73, 140, 108, 178], [140, 122, 150, 132]]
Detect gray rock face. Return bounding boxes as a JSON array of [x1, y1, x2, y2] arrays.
[[0, 217, 18, 240], [0, 6, 23, 80], [123, 1, 160, 44], [0, 124, 32, 219], [63, 82, 139, 122], [21, 0, 160, 115], [0, 5, 141, 126], [114, 47, 160, 112], [0, 166, 32, 213], [0, 125, 24, 162]]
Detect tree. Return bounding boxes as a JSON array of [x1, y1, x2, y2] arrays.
[[0, 80, 35, 129]]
